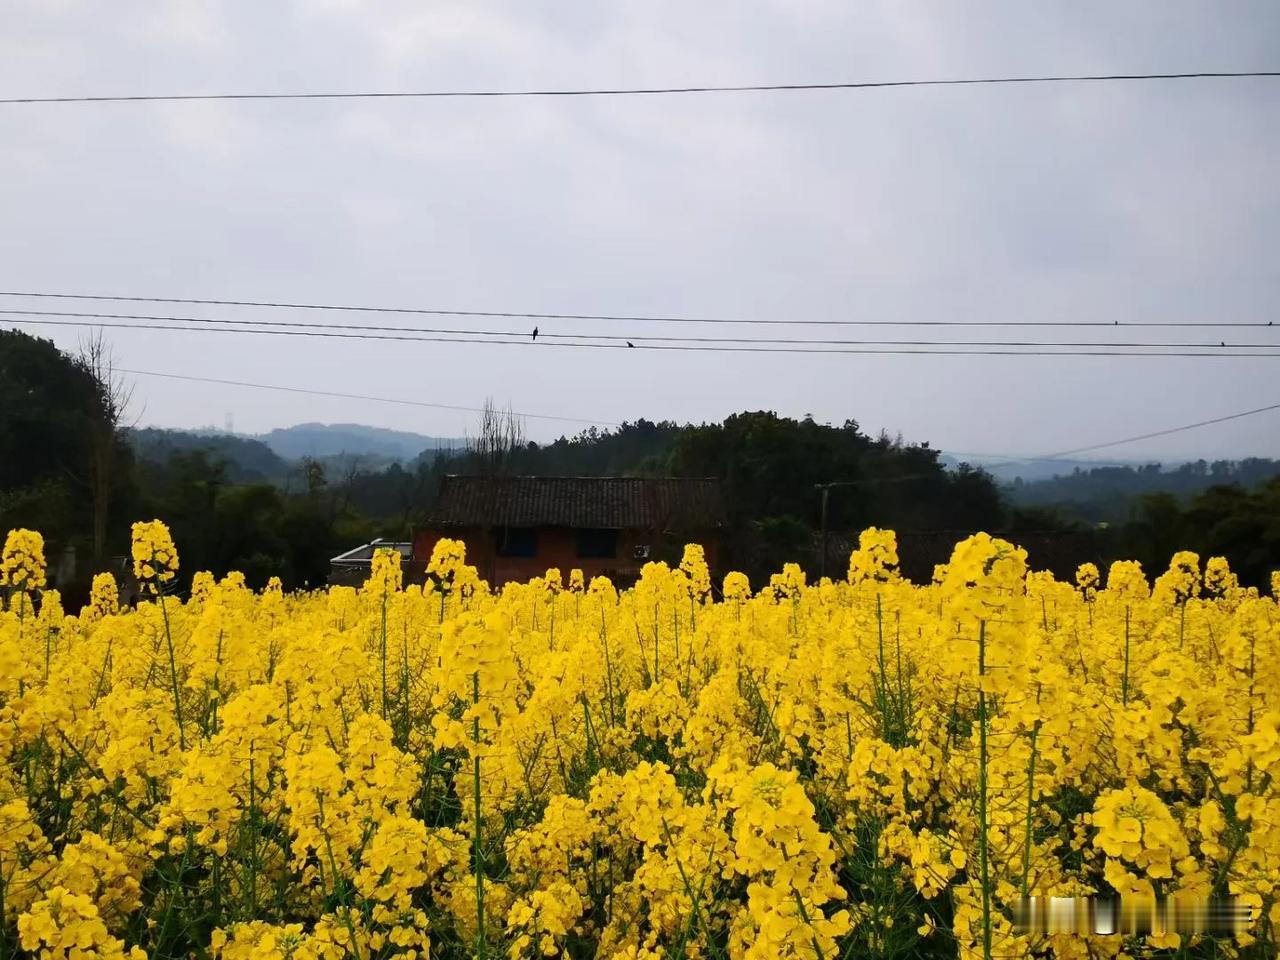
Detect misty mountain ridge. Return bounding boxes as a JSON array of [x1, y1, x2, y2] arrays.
[[257, 423, 465, 462], [937, 453, 1149, 484], [129, 423, 467, 483]]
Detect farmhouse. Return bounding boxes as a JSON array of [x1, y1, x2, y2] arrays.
[[414, 475, 724, 587]]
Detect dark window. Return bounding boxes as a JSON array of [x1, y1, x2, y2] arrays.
[[576, 528, 618, 559], [494, 527, 538, 557]]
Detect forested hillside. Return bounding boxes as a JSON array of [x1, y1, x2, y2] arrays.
[[130, 428, 291, 482], [1007, 458, 1280, 522]]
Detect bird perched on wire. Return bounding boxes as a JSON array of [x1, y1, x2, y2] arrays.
[[532, 326, 539, 341], [626, 341, 635, 348]]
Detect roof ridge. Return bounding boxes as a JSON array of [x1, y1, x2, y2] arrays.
[[427, 475, 724, 529]]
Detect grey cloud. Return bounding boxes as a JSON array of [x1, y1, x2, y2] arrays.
[[0, 1, 1276, 460]]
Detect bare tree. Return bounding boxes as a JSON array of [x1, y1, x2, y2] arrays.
[[466, 397, 526, 477], [78, 331, 135, 564], [331, 453, 366, 519], [466, 398, 528, 583], [395, 459, 436, 533]]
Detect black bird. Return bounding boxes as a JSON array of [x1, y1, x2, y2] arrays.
[[626, 341, 635, 348], [1221, 341, 1226, 347], [532, 326, 539, 340]]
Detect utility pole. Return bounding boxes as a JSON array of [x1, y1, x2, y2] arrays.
[[815, 480, 863, 580], [817, 484, 830, 579]]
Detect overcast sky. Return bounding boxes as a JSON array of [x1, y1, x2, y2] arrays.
[[2, 2, 1278, 461]]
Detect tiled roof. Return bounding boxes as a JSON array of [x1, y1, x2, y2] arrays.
[[424, 475, 724, 530]]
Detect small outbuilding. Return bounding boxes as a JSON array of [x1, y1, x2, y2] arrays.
[[329, 538, 415, 586]]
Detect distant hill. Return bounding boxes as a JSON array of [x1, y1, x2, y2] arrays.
[[129, 422, 466, 483], [129, 428, 290, 482], [940, 453, 1142, 484], [1004, 458, 1280, 523], [258, 423, 464, 462]]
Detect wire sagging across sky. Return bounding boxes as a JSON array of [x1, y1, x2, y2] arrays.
[[9, 314, 1280, 358], [1, 290, 1276, 329], [3, 307, 1280, 351], [1037, 401, 1280, 459], [116, 368, 621, 427], [1, 70, 1277, 105]]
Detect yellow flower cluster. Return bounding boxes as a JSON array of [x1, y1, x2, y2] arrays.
[[1076, 562, 1100, 600], [366, 547, 403, 597], [18, 886, 146, 960], [1154, 549, 1201, 604], [1091, 784, 1191, 892], [427, 536, 466, 583], [679, 544, 712, 599], [723, 570, 751, 602], [1, 528, 46, 594], [83, 572, 119, 622], [847, 526, 900, 585], [0, 522, 1277, 959], [130, 519, 179, 592]]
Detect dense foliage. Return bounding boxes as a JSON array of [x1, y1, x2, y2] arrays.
[[1112, 480, 1280, 592], [1008, 460, 1280, 524], [0, 331, 134, 556], [1, 523, 1277, 959], [0, 333, 383, 596], [129, 430, 291, 485]]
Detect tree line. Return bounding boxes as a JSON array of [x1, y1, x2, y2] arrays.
[[2, 329, 1276, 603], [1008, 458, 1280, 523]]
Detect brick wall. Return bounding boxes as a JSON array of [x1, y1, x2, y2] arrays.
[[413, 526, 719, 589]]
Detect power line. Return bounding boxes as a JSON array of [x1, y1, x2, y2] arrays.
[[945, 449, 1133, 466], [116, 368, 620, 427], [846, 398, 1280, 479], [2, 71, 1277, 105], [961, 400, 1280, 467], [11, 315, 1280, 357], [1036, 401, 1280, 459], [5, 307, 1280, 349], [1, 290, 1274, 329]]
